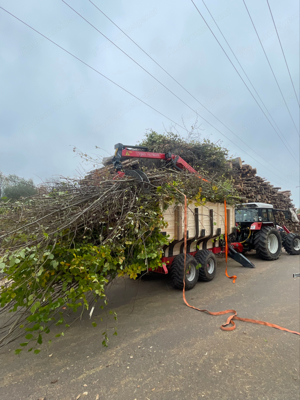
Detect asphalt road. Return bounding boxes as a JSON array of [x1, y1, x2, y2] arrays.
[[0, 251, 299, 400]]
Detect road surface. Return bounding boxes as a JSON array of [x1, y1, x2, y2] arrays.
[[0, 251, 299, 399]]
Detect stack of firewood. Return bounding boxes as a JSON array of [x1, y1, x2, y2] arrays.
[[230, 158, 299, 233]]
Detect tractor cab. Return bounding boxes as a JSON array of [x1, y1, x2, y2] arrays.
[[233, 203, 300, 259], [235, 203, 276, 229]]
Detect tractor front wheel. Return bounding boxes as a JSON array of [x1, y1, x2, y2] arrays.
[[254, 227, 282, 260], [283, 233, 300, 255], [170, 253, 199, 290]]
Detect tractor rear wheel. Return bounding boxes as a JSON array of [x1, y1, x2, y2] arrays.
[[283, 233, 300, 255], [254, 227, 282, 260], [194, 250, 217, 282], [170, 253, 199, 290]]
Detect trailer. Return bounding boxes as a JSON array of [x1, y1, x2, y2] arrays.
[[157, 200, 237, 290], [108, 143, 255, 290]]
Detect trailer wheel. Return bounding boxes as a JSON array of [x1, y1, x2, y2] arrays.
[[194, 250, 217, 282], [253, 227, 282, 260], [170, 253, 199, 290], [283, 233, 300, 255]]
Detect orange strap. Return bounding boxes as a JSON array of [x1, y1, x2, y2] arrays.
[[224, 199, 237, 283], [180, 193, 300, 336]]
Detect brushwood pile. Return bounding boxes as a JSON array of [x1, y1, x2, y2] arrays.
[[0, 131, 297, 352], [0, 132, 237, 351]]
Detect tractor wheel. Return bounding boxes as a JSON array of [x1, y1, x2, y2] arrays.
[[253, 227, 282, 260], [283, 233, 300, 255], [194, 250, 217, 282], [170, 253, 199, 290], [280, 231, 287, 246]]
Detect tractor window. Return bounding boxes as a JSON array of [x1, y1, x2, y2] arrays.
[[268, 209, 275, 222], [235, 209, 259, 222], [261, 209, 268, 222]]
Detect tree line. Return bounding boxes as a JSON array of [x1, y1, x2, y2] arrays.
[[0, 172, 37, 200]]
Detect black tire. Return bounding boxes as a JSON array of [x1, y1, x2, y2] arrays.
[[253, 227, 282, 260], [283, 233, 300, 255], [280, 231, 287, 246], [194, 250, 217, 282], [170, 253, 199, 290]]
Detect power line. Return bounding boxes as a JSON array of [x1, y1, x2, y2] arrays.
[[190, 0, 298, 162], [243, 0, 299, 135], [87, 0, 294, 182], [61, 0, 294, 180], [0, 7, 191, 136], [201, 0, 298, 159], [0, 6, 293, 186], [266, 0, 300, 108]]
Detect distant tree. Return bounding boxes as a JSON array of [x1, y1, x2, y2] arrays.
[[1, 174, 37, 200], [0, 172, 8, 198]]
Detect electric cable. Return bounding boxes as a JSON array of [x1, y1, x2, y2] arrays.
[[0, 6, 294, 187], [87, 0, 294, 186], [61, 0, 295, 180], [190, 0, 298, 162], [0, 7, 191, 136], [243, 0, 299, 135], [266, 0, 300, 108], [201, 0, 298, 158]]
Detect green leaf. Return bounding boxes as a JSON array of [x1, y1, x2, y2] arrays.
[[9, 258, 16, 267], [51, 260, 59, 269], [20, 342, 28, 347], [15, 349, 22, 355], [34, 349, 41, 354], [37, 334, 42, 345], [0, 262, 6, 271], [25, 334, 33, 340], [92, 322, 97, 327], [30, 301, 41, 314]]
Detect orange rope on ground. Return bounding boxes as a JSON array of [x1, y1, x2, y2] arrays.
[[224, 199, 237, 283], [179, 192, 300, 336]]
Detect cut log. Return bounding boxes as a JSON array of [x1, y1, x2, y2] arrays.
[[231, 157, 243, 169]]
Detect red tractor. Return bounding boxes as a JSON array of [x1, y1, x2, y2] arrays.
[[234, 203, 300, 260]]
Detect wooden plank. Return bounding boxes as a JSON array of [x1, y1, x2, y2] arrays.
[[174, 206, 183, 240]]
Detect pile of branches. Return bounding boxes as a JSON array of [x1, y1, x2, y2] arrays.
[[138, 130, 232, 178], [0, 135, 237, 353]]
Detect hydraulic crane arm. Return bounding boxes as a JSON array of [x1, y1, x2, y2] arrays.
[[111, 143, 207, 182]]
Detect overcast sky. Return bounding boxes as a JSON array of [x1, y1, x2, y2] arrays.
[[0, 0, 299, 205]]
